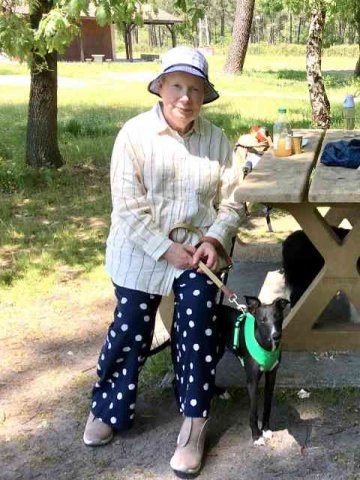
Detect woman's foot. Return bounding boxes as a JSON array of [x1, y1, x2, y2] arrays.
[[83, 412, 114, 446], [170, 416, 209, 477]]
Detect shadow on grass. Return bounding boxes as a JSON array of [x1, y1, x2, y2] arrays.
[[0, 105, 144, 286], [263, 68, 354, 88]]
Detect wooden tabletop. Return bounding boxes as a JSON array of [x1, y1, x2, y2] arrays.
[[308, 129, 360, 204], [234, 129, 324, 204], [235, 128, 360, 205]]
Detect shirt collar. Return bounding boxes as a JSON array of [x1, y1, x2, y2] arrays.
[[151, 102, 204, 136]]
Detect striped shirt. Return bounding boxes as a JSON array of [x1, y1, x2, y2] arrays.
[[105, 102, 243, 295]]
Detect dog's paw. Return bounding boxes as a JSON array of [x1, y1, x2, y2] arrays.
[[219, 390, 231, 400], [253, 437, 265, 446], [262, 430, 273, 439]]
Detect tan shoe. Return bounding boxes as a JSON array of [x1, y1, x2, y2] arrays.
[[170, 416, 209, 477], [83, 412, 114, 446]]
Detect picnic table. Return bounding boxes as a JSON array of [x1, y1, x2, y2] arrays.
[[235, 129, 360, 351]]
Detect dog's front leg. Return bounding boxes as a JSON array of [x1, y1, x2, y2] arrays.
[[261, 367, 278, 438], [245, 366, 263, 444]]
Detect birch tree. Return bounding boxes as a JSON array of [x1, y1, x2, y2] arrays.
[[306, 0, 331, 127]]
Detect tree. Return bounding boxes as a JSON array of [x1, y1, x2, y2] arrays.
[[335, 0, 360, 76], [354, 1, 360, 76], [256, 0, 284, 44], [306, 0, 330, 127], [224, 0, 256, 74], [0, 0, 194, 169]]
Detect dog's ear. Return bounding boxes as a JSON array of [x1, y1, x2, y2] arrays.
[[244, 296, 261, 314], [274, 297, 290, 313]]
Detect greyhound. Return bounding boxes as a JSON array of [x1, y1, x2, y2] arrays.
[[217, 296, 289, 445]]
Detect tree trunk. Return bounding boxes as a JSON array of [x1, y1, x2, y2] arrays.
[[26, 51, 63, 168], [355, 5, 360, 77], [297, 16, 302, 44], [124, 24, 130, 59], [306, 4, 330, 128], [289, 11, 293, 44], [224, 0, 255, 74], [355, 51, 360, 77], [220, 1, 225, 39], [26, 0, 63, 168]]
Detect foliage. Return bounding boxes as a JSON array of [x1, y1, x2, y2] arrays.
[[0, 12, 33, 62], [0, 0, 203, 66], [0, 1, 147, 66], [33, 7, 80, 57], [153, 0, 360, 47]]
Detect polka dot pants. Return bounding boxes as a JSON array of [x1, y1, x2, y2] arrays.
[[91, 269, 219, 430]]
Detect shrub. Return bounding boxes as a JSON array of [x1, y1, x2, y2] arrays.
[[61, 115, 117, 138]]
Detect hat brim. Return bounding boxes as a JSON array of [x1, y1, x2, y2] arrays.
[[147, 65, 219, 105]]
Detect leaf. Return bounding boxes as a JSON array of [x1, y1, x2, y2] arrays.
[[96, 5, 109, 27]]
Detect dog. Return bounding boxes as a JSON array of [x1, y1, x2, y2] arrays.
[[216, 296, 289, 445], [282, 227, 360, 307]]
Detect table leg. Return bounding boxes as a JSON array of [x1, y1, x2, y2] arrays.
[[324, 207, 360, 227], [279, 203, 360, 351]]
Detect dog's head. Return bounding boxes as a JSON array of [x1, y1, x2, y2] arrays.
[[244, 296, 290, 350]]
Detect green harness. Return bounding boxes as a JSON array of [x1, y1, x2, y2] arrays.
[[232, 312, 280, 372]]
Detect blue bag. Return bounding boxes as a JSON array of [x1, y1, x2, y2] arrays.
[[320, 139, 360, 169]]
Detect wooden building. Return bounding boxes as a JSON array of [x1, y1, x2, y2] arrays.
[[124, 6, 183, 61], [14, 4, 182, 62], [62, 5, 116, 61]]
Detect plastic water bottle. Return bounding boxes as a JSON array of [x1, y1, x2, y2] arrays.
[[343, 95, 355, 130], [273, 108, 292, 157]]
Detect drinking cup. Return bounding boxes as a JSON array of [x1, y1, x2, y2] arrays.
[[291, 135, 303, 154]]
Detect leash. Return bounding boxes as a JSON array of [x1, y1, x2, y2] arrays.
[[168, 223, 280, 371], [197, 260, 245, 311], [168, 222, 244, 309]]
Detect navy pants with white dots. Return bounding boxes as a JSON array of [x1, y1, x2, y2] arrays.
[[91, 269, 219, 430]]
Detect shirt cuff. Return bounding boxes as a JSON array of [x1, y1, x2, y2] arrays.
[[143, 235, 173, 261]]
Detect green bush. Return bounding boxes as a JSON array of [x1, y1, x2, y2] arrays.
[[324, 44, 358, 57], [0, 158, 26, 193], [0, 141, 11, 160], [61, 115, 117, 137]]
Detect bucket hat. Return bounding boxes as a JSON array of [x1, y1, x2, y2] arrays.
[[147, 46, 219, 104]]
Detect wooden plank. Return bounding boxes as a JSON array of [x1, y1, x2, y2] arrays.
[[282, 329, 360, 351], [234, 129, 324, 204], [309, 129, 360, 204]]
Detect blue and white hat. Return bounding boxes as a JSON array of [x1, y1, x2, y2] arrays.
[[147, 46, 219, 104]]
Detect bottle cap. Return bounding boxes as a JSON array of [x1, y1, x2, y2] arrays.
[[278, 107, 287, 113]]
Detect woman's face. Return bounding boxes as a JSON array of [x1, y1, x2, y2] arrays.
[[158, 71, 205, 135]]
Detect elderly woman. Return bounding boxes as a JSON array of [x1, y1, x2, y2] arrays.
[[83, 46, 243, 476]]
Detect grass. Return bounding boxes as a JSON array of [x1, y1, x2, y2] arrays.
[[0, 49, 359, 396]]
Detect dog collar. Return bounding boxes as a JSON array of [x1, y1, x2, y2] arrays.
[[233, 313, 280, 372]]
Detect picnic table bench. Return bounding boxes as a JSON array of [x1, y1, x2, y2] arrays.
[[235, 129, 360, 351]]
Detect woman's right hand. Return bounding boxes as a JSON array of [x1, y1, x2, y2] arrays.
[[162, 243, 196, 269]]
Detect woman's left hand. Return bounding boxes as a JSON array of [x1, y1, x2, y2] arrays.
[[192, 242, 218, 272]]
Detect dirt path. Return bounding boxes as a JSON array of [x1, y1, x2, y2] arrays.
[[2, 377, 360, 480], [1, 212, 359, 479]]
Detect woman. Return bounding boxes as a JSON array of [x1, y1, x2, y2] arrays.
[[83, 46, 243, 476]]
